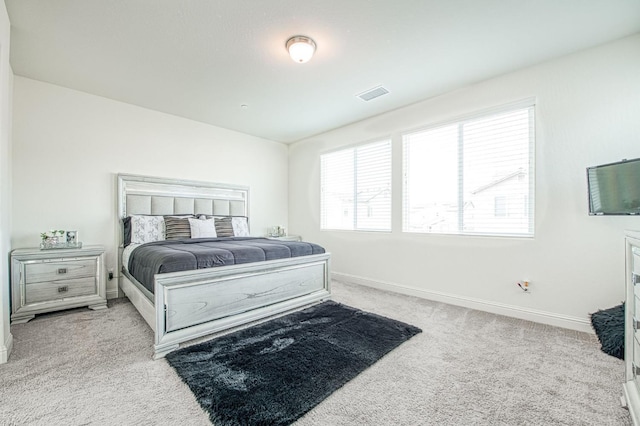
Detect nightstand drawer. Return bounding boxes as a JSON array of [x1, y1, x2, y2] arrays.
[[25, 277, 97, 304], [267, 235, 302, 242], [25, 259, 96, 284]]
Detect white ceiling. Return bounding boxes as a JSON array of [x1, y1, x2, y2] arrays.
[[5, 1, 640, 143]]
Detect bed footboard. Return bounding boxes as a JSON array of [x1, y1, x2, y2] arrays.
[[153, 253, 331, 359]]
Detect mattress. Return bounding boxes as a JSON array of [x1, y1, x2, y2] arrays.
[[127, 237, 326, 293]]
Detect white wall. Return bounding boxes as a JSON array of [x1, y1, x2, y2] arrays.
[[0, 1, 12, 363], [289, 34, 640, 331], [11, 77, 289, 298]]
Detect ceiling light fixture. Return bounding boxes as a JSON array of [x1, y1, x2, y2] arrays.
[[286, 36, 316, 63]]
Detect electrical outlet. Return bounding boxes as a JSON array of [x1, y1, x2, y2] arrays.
[[517, 280, 530, 292], [108, 267, 114, 281]]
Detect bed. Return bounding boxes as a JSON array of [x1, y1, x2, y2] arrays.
[[117, 174, 331, 359]]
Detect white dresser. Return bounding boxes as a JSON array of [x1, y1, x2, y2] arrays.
[[624, 231, 640, 424], [10, 245, 107, 324]]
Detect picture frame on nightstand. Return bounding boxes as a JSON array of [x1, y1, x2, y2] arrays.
[[66, 230, 78, 244]]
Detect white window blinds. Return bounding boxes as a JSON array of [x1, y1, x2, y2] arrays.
[[403, 103, 535, 237], [321, 140, 391, 231]]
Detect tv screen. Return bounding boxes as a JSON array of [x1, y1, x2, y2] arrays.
[[587, 158, 640, 215]]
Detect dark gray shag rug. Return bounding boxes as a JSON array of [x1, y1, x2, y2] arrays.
[[590, 302, 625, 360], [165, 300, 422, 426]]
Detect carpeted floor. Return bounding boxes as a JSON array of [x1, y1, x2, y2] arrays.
[[0, 281, 631, 425]]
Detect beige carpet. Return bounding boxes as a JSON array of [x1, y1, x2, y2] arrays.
[[0, 281, 631, 425]]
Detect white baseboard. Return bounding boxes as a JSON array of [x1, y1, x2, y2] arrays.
[[0, 332, 13, 364], [106, 278, 121, 299], [332, 272, 593, 334]]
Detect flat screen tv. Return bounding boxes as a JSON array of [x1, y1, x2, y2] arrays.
[[587, 158, 640, 215]]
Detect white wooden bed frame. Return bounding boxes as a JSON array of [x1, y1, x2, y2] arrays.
[[117, 174, 331, 359]]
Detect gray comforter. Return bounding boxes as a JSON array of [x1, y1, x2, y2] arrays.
[[128, 237, 326, 293]]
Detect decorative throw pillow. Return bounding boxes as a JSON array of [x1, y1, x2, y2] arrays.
[[164, 216, 192, 240], [123, 216, 132, 247], [188, 217, 217, 238], [130, 215, 165, 244], [232, 216, 250, 237], [214, 217, 234, 237]]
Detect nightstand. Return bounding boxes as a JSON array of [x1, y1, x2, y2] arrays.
[[267, 235, 302, 242], [11, 245, 107, 324]]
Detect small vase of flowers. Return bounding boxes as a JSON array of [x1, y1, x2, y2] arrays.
[[40, 230, 65, 249]]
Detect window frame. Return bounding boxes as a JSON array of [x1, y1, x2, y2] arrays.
[[320, 138, 392, 232], [401, 99, 536, 238]]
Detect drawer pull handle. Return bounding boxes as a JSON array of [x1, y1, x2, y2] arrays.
[[57, 268, 67, 274], [58, 286, 68, 293]]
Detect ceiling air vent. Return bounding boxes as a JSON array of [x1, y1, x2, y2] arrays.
[[356, 85, 389, 102]]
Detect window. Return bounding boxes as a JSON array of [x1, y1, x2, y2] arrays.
[[403, 103, 535, 237], [494, 196, 507, 217], [321, 140, 391, 231]]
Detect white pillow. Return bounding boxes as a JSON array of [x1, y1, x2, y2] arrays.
[[130, 215, 165, 244], [189, 217, 217, 238], [232, 217, 250, 237]]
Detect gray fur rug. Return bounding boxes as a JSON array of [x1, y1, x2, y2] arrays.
[[165, 300, 421, 426]]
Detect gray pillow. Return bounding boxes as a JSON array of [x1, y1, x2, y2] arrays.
[[164, 216, 192, 240]]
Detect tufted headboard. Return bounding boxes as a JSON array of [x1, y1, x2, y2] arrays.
[[117, 174, 249, 243]]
